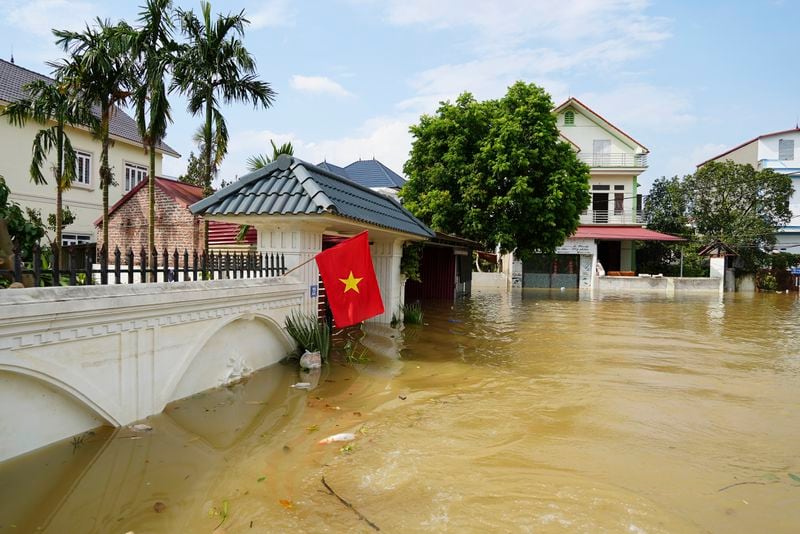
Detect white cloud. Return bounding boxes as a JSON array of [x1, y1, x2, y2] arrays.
[[289, 75, 353, 97], [383, 0, 670, 52], [222, 115, 413, 183], [247, 0, 295, 29], [3, 0, 101, 37], [581, 83, 696, 132]]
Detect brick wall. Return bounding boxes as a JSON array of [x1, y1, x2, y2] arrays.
[[96, 184, 205, 261]]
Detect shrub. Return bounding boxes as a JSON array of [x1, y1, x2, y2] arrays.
[[285, 311, 330, 362], [403, 302, 424, 325]]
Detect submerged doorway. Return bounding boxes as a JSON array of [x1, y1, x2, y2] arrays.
[[522, 254, 579, 288], [597, 241, 621, 272]]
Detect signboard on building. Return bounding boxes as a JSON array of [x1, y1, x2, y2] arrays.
[[555, 238, 596, 256]]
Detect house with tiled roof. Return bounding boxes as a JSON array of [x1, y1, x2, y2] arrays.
[[94, 176, 255, 259], [698, 127, 800, 252], [504, 97, 681, 290], [191, 155, 434, 324], [0, 58, 179, 245], [318, 158, 406, 198]]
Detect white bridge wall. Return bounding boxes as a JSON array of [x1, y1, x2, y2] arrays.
[[0, 278, 305, 462]]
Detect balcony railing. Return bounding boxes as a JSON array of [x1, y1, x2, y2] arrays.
[[578, 153, 648, 168], [580, 209, 644, 225]]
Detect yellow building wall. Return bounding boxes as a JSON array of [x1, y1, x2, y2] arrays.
[[0, 116, 165, 242]]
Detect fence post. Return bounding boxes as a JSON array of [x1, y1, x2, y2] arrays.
[[52, 246, 60, 286], [140, 247, 147, 283], [68, 246, 77, 286], [183, 249, 189, 282], [217, 251, 223, 280], [281, 253, 286, 275], [32, 244, 41, 287], [12, 243, 22, 284], [100, 245, 108, 285], [195, 250, 201, 281], [114, 247, 121, 285], [84, 246, 93, 285], [127, 248, 134, 284], [162, 247, 169, 282], [151, 248, 158, 283]]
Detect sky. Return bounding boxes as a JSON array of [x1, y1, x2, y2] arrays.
[[0, 0, 798, 192]]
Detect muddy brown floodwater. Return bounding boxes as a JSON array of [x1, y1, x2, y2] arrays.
[[1, 289, 800, 533]]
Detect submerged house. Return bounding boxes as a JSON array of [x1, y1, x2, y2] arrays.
[[507, 97, 682, 290], [190, 155, 435, 324]]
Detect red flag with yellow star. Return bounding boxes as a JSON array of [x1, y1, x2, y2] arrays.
[[315, 231, 384, 327]]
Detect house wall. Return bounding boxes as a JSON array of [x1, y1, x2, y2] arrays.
[[712, 141, 759, 166], [0, 115, 164, 241], [758, 132, 800, 166], [557, 108, 643, 155], [95, 184, 205, 259]]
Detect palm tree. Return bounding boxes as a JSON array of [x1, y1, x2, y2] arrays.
[[132, 0, 176, 256], [2, 80, 96, 250], [52, 19, 137, 253], [246, 140, 294, 172], [172, 1, 275, 248]]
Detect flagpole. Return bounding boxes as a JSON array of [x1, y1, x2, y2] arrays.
[[282, 255, 317, 277]]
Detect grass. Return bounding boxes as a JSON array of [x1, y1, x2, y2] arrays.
[[403, 302, 424, 325], [285, 311, 331, 362]]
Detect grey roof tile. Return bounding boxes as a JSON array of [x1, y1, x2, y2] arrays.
[[0, 58, 179, 157], [191, 156, 433, 238]]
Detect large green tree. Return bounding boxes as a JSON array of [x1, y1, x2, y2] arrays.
[[2, 80, 96, 250], [685, 160, 793, 269], [401, 82, 590, 258], [52, 19, 137, 252], [132, 0, 175, 256]]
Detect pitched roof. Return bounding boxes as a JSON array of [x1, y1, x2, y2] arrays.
[[190, 155, 434, 238], [95, 176, 203, 226], [696, 127, 800, 168], [316, 159, 407, 189], [0, 58, 179, 157], [573, 225, 683, 241], [554, 97, 650, 154]]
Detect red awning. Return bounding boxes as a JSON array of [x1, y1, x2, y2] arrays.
[[573, 226, 684, 241]]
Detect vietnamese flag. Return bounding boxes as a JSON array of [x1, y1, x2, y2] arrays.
[[315, 231, 384, 327]]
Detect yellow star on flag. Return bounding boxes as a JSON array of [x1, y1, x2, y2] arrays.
[[339, 271, 363, 293]]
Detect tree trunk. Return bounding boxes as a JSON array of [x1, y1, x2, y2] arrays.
[[100, 104, 111, 261], [55, 125, 64, 253], [203, 97, 213, 253], [148, 141, 156, 280]]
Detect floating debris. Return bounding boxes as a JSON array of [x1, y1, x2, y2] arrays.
[[318, 432, 356, 445], [129, 424, 153, 432], [153, 501, 166, 513], [290, 382, 312, 389]]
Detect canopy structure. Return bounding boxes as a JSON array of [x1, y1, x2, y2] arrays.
[[573, 226, 684, 241]]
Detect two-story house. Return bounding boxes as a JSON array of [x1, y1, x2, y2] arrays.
[[0, 58, 179, 246], [512, 97, 681, 290], [697, 127, 800, 252]]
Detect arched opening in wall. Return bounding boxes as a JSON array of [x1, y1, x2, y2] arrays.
[[168, 315, 292, 403], [0, 370, 112, 462]]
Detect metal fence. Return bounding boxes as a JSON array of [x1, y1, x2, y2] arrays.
[[1, 245, 286, 287]]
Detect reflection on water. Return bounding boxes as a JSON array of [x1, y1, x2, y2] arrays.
[[2, 290, 800, 532]]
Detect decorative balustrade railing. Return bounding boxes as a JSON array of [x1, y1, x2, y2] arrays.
[[0, 245, 286, 287], [577, 153, 648, 168], [579, 209, 644, 225]]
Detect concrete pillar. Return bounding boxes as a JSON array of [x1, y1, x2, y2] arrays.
[[256, 223, 324, 317], [579, 254, 594, 289], [369, 237, 404, 324]]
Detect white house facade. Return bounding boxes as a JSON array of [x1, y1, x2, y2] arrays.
[[0, 58, 179, 246], [507, 97, 680, 291], [698, 127, 800, 252]]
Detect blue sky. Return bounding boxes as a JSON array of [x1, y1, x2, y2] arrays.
[[0, 0, 797, 191]]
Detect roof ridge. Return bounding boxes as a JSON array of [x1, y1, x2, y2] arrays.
[[291, 161, 336, 212]]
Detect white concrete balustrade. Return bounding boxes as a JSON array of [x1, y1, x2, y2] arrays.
[[0, 277, 305, 462]]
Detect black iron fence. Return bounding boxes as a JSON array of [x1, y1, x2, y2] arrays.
[[0, 245, 286, 287]]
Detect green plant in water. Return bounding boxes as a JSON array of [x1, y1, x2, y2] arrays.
[[209, 500, 230, 529], [285, 311, 330, 362], [758, 272, 778, 291], [343, 339, 370, 363], [403, 301, 424, 325]]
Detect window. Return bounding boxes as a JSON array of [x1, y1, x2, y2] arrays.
[[592, 184, 610, 190], [614, 184, 624, 190], [125, 163, 148, 191], [593, 139, 611, 154], [564, 110, 575, 126], [779, 139, 795, 161], [614, 193, 624, 215], [62, 233, 92, 246], [74, 151, 91, 185]]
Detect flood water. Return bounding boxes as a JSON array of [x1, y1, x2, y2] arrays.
[[2, 289, 800, 533]]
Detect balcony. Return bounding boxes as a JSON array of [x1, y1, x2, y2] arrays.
[[579, 209, 644, 225], [578, 153, 648, 168]]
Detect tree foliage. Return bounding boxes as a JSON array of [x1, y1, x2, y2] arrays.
[[246, 140, 294, 172], [401, 82, 590, 257], [642, 161, 794, 272], [0, 175, 46, 259]]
